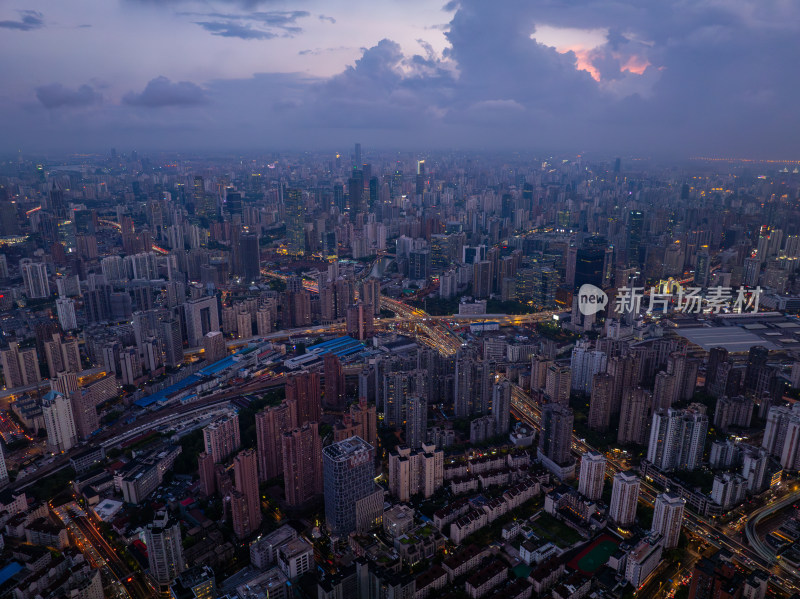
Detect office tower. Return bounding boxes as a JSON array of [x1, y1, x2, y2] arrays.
[[589, 373, 614, 431], [256, 400, 298, 481], [742, 256, 760, 287], [198, 452, 216, 496], [286, 371, 322, 425], [578, 451, 606, 501], [160, 319, 183, 368], [144, 511, 186, 589], [282, 422, 323, 508], [184, 296, 220, 347], [0, 444, 8, 487], [609, 471, 640, 527], [491, 380, 511, 435], [652, 492, 685, 549], [20, 259, 50, 299], [627, 210, 644, 268], [203, 331, 225, 363], [574, 236, 609, 291], [538, 403, 574, 466], [695, 249, 711, 288], [545, 364, 571, 405], [1, 342, 42, 389], [617, 387, 653, 445], [570, 342, 607, 394], [203, 413, 241, 463], [239, 233, 260, 282], [70, 389, 99, 440], [324, 354, 346, 411], [408, 249, 430, 280], [405, 396, 427, 450], [42, 390, 78, 452], [56, 298, 77, 331], [346, 302, 374, 341], [232, 449, 262, 538], [647, 407, 708, 471], [323, 437, 383, 536]]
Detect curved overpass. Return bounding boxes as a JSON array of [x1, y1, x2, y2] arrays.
[[745, 489, 800, 577]]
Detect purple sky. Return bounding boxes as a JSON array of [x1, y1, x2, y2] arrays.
[[1, 0, 798, 157]]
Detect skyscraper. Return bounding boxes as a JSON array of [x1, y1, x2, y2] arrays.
[[346, 302, 374, 341], [160, 318, 184, 368], [589, 373, 614, 431], [323, 437, 383, 537], [1, 342, 42, 389], [577, 451, 606, 501], [285, 188, 305, 256], [617, 387, 653, 445], [239, 233, 260, 282], [647, 406, 708, 472], [203, 413, 241, 463], [184, 296, 220, 348], [232, 449, 262, 538], [282, 422, 323, 508], [695, 249, 711, 289], [627, 210, 644, 268], [144, 511, 186, 590], [56, 298, 77, 331], [652, 492, 685, 549], [20, 259, 50, 299], [609, 471, 640, 527], [545, 364, 571, 405], [574, 237, 609, 292]]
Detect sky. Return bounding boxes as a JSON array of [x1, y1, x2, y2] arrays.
[[0, 0, 798, 157]]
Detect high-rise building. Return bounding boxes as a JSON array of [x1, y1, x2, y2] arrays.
[[70, 389, 99, 441], [346, 302, 374, 341], [589, 373, 614, 431], [695, 249, 711, 288], [744, 345, 769, 392], [570, 341, 607, 394], [545, 364, 571, 405], [42, 390, 78, 453], [538, 403, 574, 466], [20, 259, 50, 298], [780, 413, 800, 471], [609, 471, 640, 527], [56, 298, 77, 331], [232, 449, 262, 538], [144, 511, 186, 589], [577, 451, 606, 501], [647, 406, 708, 471], [627, 210, 644, 268], [256, 400, 297, 481], [239, 233, 260, 282], [323, 436, 383, 537], [388, 444, 444, 502], [1, 342, 42, 389], [202, 331, 226, 363], [282, 422, 323, 508], [324, 354, 346, 411], [574, 237, 609, 292], [762, 404, 793, 457], [652, 492, 685, 549], [43, 333, 81, 377], [203, 413, 241, 463], [617, 387, 653, 445], [286, 371, 321, 425], [405, 396, 427, 450], [184, 296, 220, 348], [160, 319, 184, 368], [197, 452, 216, 496], [0, 444, 8, 487], [491, 380, 511, 435]]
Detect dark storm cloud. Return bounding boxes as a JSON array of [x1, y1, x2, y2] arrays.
[[123, 76, 207, 107], [185, 10, 309, 39], [0, 10, 44, 31], [35, 83, 102, 108]]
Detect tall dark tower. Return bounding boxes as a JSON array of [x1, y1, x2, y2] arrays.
[[348, 171, 364, 221], [239, 233, 260, 282], [627, 210, 644, 268], [285, 188, 305, 256], [354, 142, 362, 168], [574, 236, 609, 291], [49, 184, 67, 220]]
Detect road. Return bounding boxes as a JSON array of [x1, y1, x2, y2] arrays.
[[745, 490, 800, 581]]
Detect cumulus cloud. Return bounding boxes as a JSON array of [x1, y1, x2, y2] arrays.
[[123, 76, 207, 107], [35, 83, 101, 109], [0, 10, 44, 31]]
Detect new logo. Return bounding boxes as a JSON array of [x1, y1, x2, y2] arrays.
[[577, 284, 608, 316]]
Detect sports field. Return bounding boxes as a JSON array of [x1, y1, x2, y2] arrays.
[[568, 535, 620, 574]]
